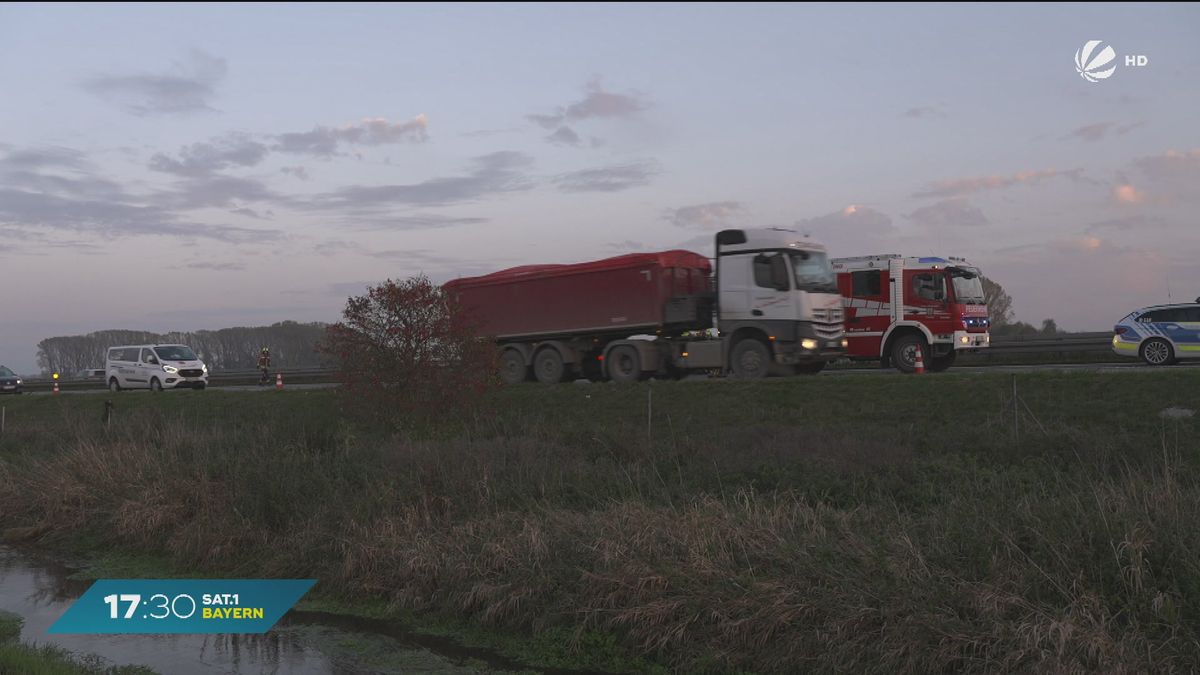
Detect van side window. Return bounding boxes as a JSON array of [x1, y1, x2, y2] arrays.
[[851, 270, 882, 297], [141, 348, 158, 364], [108, 349, 122, 361]]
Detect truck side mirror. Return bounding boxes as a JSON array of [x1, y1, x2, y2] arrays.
[[769, 255, 790, 291]]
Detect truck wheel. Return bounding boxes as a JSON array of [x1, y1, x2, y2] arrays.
[[730, 339, 770, 379], [499, 349, 529, 385], [928, 351, 957, 373], [890, 334, 926, 374], [795, 362, 826, 375], [533, 348, 568, 384], [606, 345, 642, 383]]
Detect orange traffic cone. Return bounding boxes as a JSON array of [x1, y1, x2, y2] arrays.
[[913, 348, 926, 374], [275, 372, 283, 390], [53, 381, 60, 394]]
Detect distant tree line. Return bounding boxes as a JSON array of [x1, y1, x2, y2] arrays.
[[981, 276, 1064, 336], [36, 321, 329, 377]]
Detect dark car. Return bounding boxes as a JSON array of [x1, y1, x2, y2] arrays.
[[0, 366, 23, 395]]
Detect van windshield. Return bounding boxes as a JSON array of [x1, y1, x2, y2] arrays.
[[154, 346, 198, 361]]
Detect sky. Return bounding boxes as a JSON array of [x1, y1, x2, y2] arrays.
[[1, 2, 1198, 375]]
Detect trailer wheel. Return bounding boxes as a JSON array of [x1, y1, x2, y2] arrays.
[[730, 339, 770, 379], [499, 349, 530, 385], [606, 345, 642, 383], [533, 347, 568, 384], [890, 334, 926, 374]]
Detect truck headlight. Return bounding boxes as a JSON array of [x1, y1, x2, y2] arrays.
[[801, 339, 817, 350], [960, 336, 969, 343], [841, 338, 849, 348]]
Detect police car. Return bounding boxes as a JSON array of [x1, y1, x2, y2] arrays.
[[1112, 298, 1200, 366]]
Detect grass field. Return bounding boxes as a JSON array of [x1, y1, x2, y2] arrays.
[[1, 370, 1198, 674]]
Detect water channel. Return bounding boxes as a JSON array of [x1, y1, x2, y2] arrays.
[[0, 545, 595, 675]]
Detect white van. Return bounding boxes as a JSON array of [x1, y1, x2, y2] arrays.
[[106, 344, 209, 392]]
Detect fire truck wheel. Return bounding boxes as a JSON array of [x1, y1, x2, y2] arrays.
[[1139, 338, 1176, 366], [928, 351, 956, 373], [499, 349, 530, 385], [890, 334, 926, 374], [533, 347, 568, 384], [606, 345, 643, 383], [730, 339, 770, 379]]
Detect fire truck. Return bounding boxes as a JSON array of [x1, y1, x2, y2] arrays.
[[829, 254, 990, 373]]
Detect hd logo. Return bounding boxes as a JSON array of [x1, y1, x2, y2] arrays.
[[1075, 40, 1148, 82]]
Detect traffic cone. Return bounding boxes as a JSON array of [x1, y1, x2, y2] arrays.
[[913, 348, 926, 375], [53, 381, 60, 394], [276, 372, 283, 390]]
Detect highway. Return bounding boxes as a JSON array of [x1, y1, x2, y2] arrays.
[[12, 360, 1196, 396]]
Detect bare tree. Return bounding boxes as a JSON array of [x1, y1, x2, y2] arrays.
[[980, 276, 1014, 328]]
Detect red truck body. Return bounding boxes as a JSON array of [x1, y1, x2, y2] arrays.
[[443, 250, 713, 340]]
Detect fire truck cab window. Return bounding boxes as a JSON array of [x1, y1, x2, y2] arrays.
[[851, 270, 882, 297], [913, 273, 945, 301]]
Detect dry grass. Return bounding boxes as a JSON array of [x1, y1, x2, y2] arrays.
[[1, 378, 1199, 674]]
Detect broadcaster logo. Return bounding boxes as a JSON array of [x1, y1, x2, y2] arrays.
[[1075, 40, 1116, 82]]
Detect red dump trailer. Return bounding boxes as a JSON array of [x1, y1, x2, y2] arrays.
[[443, 229, 846, 384], [444, 250, 714, 340]]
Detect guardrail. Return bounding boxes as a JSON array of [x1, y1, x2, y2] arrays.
[[15, 332, 1121, 390]]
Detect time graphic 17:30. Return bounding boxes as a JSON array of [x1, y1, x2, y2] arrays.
[[104, 593, 201, 620]]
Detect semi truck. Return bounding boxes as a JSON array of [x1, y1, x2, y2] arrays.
[[830, 254, 991, 373], [442, 227, 847, 384]]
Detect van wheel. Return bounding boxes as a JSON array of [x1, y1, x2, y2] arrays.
[[1140, 338, 1175, 366], [109, 378, 122, 393], [150, 378, 163, 392], [730, 339, 770, 379]]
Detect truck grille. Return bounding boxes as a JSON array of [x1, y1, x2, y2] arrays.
[[814, 323, 843, 340], [812, 307, 844, 323], [179, 369, 204, 378]]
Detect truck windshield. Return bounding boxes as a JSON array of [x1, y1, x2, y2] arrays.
[[153, 346, 198, 361], [949, 266, 986, 304], [789, 251, 838, 293]]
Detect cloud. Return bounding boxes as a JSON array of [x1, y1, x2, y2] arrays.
[[230, 207, 272, 220], [1084, 215, 1167, 234], [1062, 121, 1146, 142], [908, 198, 991, 228], [281, 166, 311, 181], [1063, 122, 1112, 142], [1132, 148, 1200, 181], [187, 261, 245, 271], [912, 168, 1062, 198], [546, 126, 582, 146], [1112, 184, 1145, 205], [901, 106, 944, 119], [153, 175, 277, 210], [0, 187, 282, 244], [342, 214, 488, 231], [527, 76, 650, 144], [552, 160, 660, 193], [148, 133, 270, 176], [796, 204, 896, 237], [0, 147, 91, 171], [664, 201, 746, 230], [274, 115, 428, 157], [82, 49, 227, 116], [607, 240, 645, 250], [296, 151, 535, 211]]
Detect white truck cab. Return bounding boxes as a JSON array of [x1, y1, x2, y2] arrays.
[[106, 344, 209, 392]]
